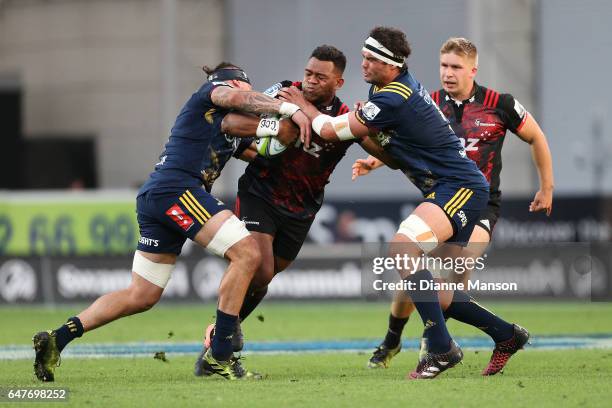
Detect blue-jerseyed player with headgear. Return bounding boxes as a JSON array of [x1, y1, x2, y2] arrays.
[[32, 62, 309, 381], [279, 27, 518, 379]]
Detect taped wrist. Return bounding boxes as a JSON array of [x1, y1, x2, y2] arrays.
[[279, 102, 300, 117], [256, 116, 280, 137]]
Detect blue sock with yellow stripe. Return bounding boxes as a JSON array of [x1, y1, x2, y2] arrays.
[[54, 316, 84, 352]]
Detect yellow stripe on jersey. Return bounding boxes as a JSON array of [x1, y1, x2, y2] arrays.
[[384, 84, 412, 96], [355, 111, 366, 124], [388, 82, 413, 95], [179, 196, 204, 224], [448, 189, 474, 217], [381, 82, 412, 98], [185, 190, 212, 219], [379, 89, 410, 99], [373, 85, 380, 93], [443, 188, 466, 213]]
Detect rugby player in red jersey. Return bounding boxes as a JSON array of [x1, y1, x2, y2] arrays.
[[194, 45, 397, 377]]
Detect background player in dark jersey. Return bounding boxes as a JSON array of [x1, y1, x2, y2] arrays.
[[31, 63, 310, 382], [194, 45, 397, 376], [357, 37, 552, 375], [279, 27, 521, 380]]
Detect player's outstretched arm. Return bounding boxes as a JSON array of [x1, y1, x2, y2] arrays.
[[351, 156, 385, 180], [211, 86, 311, 145], [360, 137, 399, 169], [352, 138, 401, 180], [278, 86, 370, 143], [221, 112, 299, 146], [516, 115, 554, 216]]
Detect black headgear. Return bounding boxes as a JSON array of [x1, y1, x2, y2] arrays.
[[208, 68, 251, 84]]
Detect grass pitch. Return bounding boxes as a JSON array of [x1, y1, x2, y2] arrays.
[[1, 301, 611, 407]]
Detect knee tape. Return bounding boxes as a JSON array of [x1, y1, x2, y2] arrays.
[[132, 251, 174, 288], [206, 215, 251, 257], [397, 214, 439, 254]]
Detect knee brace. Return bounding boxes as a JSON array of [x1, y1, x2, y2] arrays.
[[206, 215, 251, 257], [132, 251, 174, 288], [397, 214, 439, 254]]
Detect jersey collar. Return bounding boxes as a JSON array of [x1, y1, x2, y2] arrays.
[[445, 81, 480, 106]]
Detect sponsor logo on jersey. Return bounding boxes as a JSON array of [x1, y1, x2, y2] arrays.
[[242, 217, 260, 226], [376, 131, 391, 146], [459, 149, 467, 158], [139, 236, 160, 247], [303, 141, 322, 158], [165, 204, 195, 231], [361, 101, 381, 120], [425, 191, 436, 200], [263, 82, 283, 97], [457, 210, 468, 227], [474, 119, 496, 127]]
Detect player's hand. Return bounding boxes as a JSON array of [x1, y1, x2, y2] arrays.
[[353, 101, 366, 110], [351, 158, 380, 180], [289, 109, 311, 148], [278, 86, 308, 109], [276, 119, 300, 146], [529, 188, 553, 216]]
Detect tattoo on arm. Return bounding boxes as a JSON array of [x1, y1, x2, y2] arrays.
[[213, 88, 281, 115]]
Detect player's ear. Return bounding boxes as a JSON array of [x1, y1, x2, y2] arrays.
[[229, 80, 251, 90], [335, 77, 345, 90]]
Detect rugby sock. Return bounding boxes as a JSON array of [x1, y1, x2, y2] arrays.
[[405, 269, 452, 354], [383, 314, 409, 349], [211, 309, 238, 361], [238, 286, 268, 322], [444, 290, 514, 343], [53, 317, 84, 352]]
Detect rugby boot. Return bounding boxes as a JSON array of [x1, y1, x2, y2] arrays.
[[367, 342, 402, 369], [195, 322, 244, 376], [195, 324, 261, 379], [482, 324, 530, 376], [408, 340, 463, 380], [32, 330, 61, 382]]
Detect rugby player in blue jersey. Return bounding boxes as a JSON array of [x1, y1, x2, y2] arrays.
[[32, 63, 310, 381], [279, 27, 509, 379], [362, 37, 549, 376]]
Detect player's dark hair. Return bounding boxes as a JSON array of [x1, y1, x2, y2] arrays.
[[310, 45, 347, 74], [202, 62, 243, 75], [369, 26, 411, 60]]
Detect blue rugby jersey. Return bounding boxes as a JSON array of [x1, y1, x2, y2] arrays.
[[356, 70, 488, 195], [139, 81, 242, 194]]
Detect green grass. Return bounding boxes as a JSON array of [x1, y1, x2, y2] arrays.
[[1, 301, 612, 407], [1, 351, 612, 407], [1, 301, 611, 345]]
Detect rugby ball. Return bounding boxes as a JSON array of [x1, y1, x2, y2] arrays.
[[255, 136, 288, 158]]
